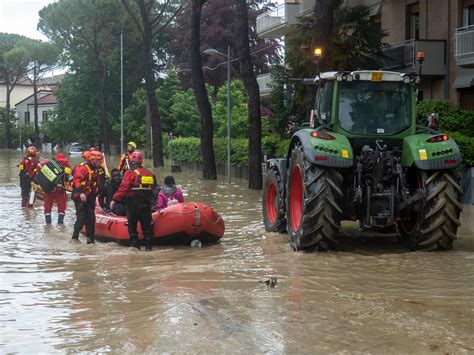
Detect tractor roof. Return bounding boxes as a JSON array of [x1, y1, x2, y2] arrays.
[[314, 70, 411, 83]]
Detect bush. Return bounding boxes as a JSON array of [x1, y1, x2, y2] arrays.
[[417, 100, 474, 137], [448, 132, 474, 168], [276, 139, 291, 158], [261, 135, 280, 157], [168, 137, 250, 165]]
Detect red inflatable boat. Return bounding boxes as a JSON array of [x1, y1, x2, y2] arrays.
[[89, 202, 225, 245]]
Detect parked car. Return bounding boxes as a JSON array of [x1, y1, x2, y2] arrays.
[[69, 145, 85, 156]]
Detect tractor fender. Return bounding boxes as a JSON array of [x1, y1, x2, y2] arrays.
[[267, 158, 287, 188], [401, 134, 462, 170], [288, 129, 354, 168]]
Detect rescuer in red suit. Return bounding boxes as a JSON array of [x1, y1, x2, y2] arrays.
[[18, 145, 39, 207], [42, 153, 72, 225], [111, 151, 157, 251], [71, 150, 102, 244]]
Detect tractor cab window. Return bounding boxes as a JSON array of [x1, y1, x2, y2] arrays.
[[338, 81, 411, 135], [314, 80, 333, 125]]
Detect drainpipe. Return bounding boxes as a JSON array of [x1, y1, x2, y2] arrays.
[[444, 0, 451, 99]]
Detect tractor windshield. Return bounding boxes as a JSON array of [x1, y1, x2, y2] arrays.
[[338, 81, 412, 135]]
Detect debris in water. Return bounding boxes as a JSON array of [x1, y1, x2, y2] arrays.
[[190, 239, 202, 248], [259, 276, 277, 287]]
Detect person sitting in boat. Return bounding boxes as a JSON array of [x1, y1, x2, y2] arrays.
[[71, 150, 103, 244], [111, 151, 157, 251], [117, 141, 137, 174], [38, 153, 72, 225], [99, 168, 126, 216], [17, 145, 39, 208], [157, 176, 184, 210]]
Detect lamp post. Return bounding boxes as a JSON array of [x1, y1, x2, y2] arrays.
[[120, 31, 124, 156], [203, 46, 232, 184], [313, 47, 323, 78]]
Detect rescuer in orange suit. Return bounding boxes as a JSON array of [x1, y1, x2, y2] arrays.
[[71, 151, 102, 244], [117, 141, 137, 173], [111, 151, 157, 251], [18, 145, 39, 207]]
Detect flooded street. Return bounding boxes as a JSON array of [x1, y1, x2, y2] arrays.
[[1, 150, 473, 353]]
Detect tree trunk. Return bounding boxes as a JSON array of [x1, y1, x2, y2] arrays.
[[143, 46, 164, 167], [33, 70, 41, 148], [96, 61, 111, 154], [141, 7, 164, 167], [4, 80, 12, 149], [236, 0, 262, 189], [190, 0, 216, 180]]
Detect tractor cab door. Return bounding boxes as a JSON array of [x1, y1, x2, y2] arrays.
[[314, 80, 334, 128]]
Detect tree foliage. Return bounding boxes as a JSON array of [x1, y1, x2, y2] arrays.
[[169, 0, 279, 90], [0, 32, 30, 148]]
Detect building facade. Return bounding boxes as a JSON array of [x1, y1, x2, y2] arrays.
[[256, 0, 474, 110], [15, 91, 57, 127]]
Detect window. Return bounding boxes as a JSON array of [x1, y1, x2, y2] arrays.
[[42, 111, 49, 123], [407, 3, 419, 40], [314, 81, 334, 126], [337, 81, 412, 135], [463, 4, 474, 26], [24, 112, 30, 125]]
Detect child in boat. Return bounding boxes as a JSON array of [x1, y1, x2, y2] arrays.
[[157, 176, 184, 210]]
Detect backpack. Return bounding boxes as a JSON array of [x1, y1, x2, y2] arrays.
[[36, 159, 65, 192]]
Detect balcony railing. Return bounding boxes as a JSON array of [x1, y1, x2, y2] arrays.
[[256, 4, 286, 37], [383, 39, 445, 76], [455, 25, 474, 68], [256, 2, 301, 38], [256, 73, 272, 97]]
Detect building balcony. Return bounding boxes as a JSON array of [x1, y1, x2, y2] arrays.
[[382, 39, 446, 77], [455, 25, 474, 68], [257, 73, 272, 97], [256, 2, 303, 38]]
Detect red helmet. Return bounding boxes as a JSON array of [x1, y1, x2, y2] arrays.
[[88, 151, 103, 163], [55, 153, 68, 165], [130, 151, 144, 164]]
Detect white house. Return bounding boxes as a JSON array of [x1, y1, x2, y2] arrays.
[[15, 90, 57, 126]]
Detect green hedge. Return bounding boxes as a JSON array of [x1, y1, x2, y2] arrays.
[[448, 132, 474, 168], [168, 137, 249, 165]]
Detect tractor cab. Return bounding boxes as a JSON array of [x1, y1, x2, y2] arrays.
[[313, 71, 418, 138]]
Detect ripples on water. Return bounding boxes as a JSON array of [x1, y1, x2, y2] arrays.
[[0, 151, 473, 353]]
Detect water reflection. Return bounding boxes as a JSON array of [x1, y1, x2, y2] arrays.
[[0, 150, 473, 353]]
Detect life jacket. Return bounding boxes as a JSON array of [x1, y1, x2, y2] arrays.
[[18, 156, 38, 178], [132, 167, 155, 191], [74, 162, 99, 196]]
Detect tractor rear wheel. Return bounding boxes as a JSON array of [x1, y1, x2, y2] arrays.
[[262, 167, 286, 233], [286, 143, 343, 251], [399, 170, 463, 251]]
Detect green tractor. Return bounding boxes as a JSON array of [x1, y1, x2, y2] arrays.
[[262, 70, 463, 251]]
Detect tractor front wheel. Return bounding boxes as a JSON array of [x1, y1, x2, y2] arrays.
[[286, 143, 343, 251], [399, 170, 463, 251]]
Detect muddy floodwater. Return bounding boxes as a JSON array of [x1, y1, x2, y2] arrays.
[[0, 150, 473, 353]]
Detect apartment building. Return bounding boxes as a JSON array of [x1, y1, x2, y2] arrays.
[[256, 0, 474, 110]]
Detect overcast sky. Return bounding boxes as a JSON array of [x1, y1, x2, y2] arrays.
[[0, 0, 56, 41]]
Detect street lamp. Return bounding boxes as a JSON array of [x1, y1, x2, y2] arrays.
[[203, 46, 232, 184]]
